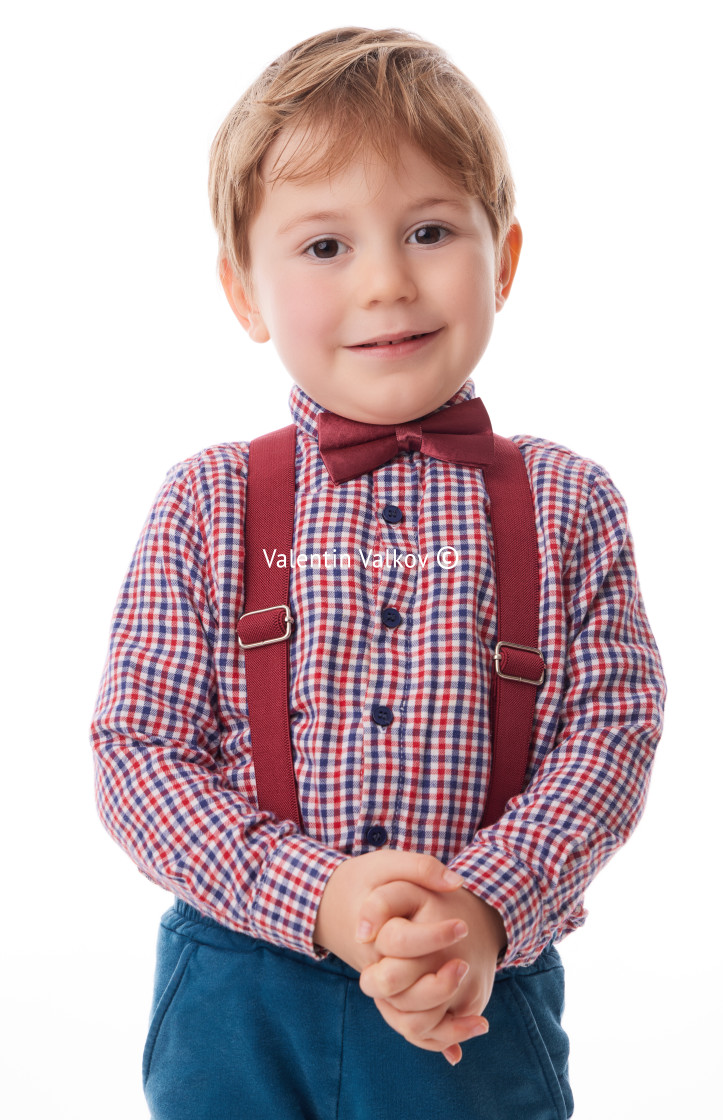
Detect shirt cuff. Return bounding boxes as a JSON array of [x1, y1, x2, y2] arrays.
[[446, 842, 546, 969], [249, 833, 347, 958]]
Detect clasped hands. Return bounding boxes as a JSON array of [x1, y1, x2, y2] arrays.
[[313, 851, 507, 1066]]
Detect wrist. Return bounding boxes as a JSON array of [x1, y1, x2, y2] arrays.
[[462, 889, 507, 958], [485, 900, 507, 956], [313, 857, 350, 953]]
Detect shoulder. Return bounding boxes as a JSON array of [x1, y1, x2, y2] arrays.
[[511, 433, 616, 493], [511, 434, 627, 511], [139, 441, 251, 555], [156, 440, 250, 516], [509, 434, 630, 559], [164, 440, 250, 492]]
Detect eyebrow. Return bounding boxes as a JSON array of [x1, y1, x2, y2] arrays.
[[277, 210, 345, 236], [277, 197, 469, 236]]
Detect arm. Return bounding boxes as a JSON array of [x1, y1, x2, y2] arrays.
[[90, 452, 346, 957], [445, 467, 666, 967]]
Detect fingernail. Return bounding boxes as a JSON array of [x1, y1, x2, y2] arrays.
[[443, 869, 464, 886], [453, 921, 468, 940], [355, 920, 372, 942], [471, 1019, 489, 1037], [455, 962, 470, 984]]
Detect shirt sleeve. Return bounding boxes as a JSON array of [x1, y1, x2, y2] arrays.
[[446, 466, 666, 968], [90, 457, 345, 958]]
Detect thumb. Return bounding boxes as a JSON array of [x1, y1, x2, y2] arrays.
[[376, 852, 465, 893], [414, 854, 465, 892]]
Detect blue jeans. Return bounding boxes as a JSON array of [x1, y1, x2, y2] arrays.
[[143, 899, 574, 1119]]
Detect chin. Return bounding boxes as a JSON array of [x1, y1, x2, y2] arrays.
[[355, 403, 427, 426]]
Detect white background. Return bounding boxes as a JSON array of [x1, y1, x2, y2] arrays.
[[2, 1, 721, 1116]]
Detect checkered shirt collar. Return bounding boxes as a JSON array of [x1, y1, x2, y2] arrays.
[[288, 378, 479, 442]]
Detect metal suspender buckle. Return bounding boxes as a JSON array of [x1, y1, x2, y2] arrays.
[[493, 641, 546, 686], [237, 605, 294, 650]]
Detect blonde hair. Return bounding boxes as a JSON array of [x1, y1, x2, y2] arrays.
[[209, 27, 515, 281]]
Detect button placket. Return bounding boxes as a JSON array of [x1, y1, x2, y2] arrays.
[[357, 456, 420, 851]]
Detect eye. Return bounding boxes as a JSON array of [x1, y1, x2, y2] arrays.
[[304, 238, 347, 260], [408, 225, 450, 246]]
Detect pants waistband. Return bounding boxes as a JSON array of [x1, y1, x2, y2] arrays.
[[165, 898, 562, 981]]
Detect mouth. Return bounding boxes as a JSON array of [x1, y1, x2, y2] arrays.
[[351, 329, 441, 349]]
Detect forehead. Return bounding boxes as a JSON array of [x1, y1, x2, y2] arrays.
[[258, 124, 472, 215]]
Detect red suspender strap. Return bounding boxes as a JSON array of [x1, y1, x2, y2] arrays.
[[237, 427, 544, 831], [235, 424, 303, 828], [480, 435, 545, 827]]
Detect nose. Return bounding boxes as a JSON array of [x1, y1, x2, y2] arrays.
[[357, 246, 418, 307]]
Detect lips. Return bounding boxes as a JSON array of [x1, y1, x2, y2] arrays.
[[358, 334, 425, 348], [351, 329, 440, 348]]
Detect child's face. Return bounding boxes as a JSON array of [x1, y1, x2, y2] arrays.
[[223, 130, 519, 425]]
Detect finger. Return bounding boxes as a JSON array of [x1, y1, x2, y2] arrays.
[[374, 915, 468, 958], [443, 1044, 463, 1066], [449, 991, 485, 1019], [365, 851, 465, 895], [357, 878, 469, 945], [373, 996, 449, 1048], [362, 957, 470, 1011], [419, 1012, 489, 1048], [359, 953, 436, 999], [355, 881, 431, 943], [424, 1016, 489, 1049], [374, 999, 489, 1051]]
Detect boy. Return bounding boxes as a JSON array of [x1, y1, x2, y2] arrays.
[[90, 27, 665, 1120]]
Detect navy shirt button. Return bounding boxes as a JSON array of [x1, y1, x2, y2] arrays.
[[381, 503, 403, 524], [364, 825, 388, 847], [381, 607, 402, 629], [371, 703, 394, 727]]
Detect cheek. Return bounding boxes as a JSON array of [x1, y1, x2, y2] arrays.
[[455, 261, 496, 346], [265, 273, 338, 353]]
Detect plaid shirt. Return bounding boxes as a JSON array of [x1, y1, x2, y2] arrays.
[[91, 378, 665, 968]]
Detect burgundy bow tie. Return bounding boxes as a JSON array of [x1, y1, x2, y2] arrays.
[[316, 396, 495, 485]]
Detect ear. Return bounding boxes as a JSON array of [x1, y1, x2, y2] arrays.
[[219, 258, 271, 343], [495, 221, 523, 311]]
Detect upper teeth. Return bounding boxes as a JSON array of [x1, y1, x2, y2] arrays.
[[361, 334, 421, 347]]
